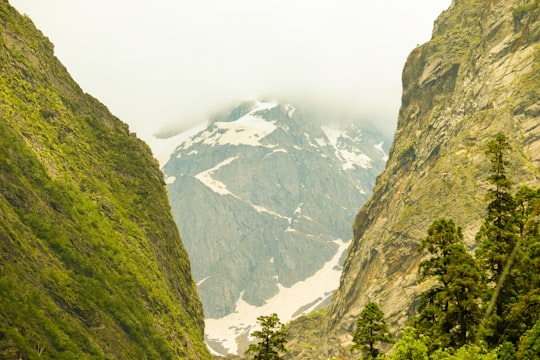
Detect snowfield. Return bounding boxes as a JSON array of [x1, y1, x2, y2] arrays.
[[205, 239, 349, 355]]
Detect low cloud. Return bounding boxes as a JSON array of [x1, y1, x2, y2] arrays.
[[11, 0, 451, 141]]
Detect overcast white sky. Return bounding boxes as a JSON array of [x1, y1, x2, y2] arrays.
[[10, 0, 450, 142]]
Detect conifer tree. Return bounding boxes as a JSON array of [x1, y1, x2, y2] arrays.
[[476, 134, 516, 285], [474, 134, 540, 347], [414, 219, 484, 351], [475, 134, 527, 345], [503, 186, 540, 344], [351, 302, 394, 359], [245, 313, 287, 360]]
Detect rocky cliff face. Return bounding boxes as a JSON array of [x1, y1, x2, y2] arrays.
[[161, 100, 389, 355], [0, 2, 210, 358], [286, 0, 540, 358]]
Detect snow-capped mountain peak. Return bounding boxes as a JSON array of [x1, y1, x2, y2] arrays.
[[159, 100, 390, 355], [176, 100, 284, 150]]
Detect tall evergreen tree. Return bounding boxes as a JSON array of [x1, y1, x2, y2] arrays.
[[503, 186, 540, 344], [245, 313, 287, 360], [414, 219, 484, 351], [351, 302, 394, 359], [476, 134, 516, 285], [474, 134, 536, 346]]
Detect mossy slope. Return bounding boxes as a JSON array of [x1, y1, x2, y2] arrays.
[[0, 1, 210, 358]]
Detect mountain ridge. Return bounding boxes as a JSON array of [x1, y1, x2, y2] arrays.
[[285, 0, 539, 358], [0, 1, 210, 358]]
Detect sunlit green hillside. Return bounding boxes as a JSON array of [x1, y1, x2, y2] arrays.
[[0, 1, 210, 358]]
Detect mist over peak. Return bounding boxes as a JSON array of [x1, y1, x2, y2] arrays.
[[9, 0, 450, 145], [154, 95, 394, 144]]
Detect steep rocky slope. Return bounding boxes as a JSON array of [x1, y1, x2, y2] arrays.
[[0, 1, 210, 358], [161, 100, 389, 355], [286, 0, 540, 358]]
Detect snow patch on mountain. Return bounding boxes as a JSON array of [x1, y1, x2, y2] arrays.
[[177, 101, 279, 149], [251, 204, 292, 222], [284, 104, 296, 118], [208, 115, 277, 147], [164, 175, 176, 184], [263, 148, 288, 159], [205, 239, 350, 355], [147, 122, 208, 166], [374, 141, 389, 161], [321, 126, 347, 148], [197, 276, 211, 286], [321, 126, 372, 170], [194, 156, 239, 196], [315, 137, 328, 147], [339, 150, 372, 170]]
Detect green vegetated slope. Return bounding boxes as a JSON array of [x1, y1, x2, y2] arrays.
[[286, 0, 540, 358], [0, 1, 210, 359]]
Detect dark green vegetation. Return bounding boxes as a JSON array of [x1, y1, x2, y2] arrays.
[[351, 302, 393, 359], [391, 134, 540, 359], [414, 219, 483, 351], [245, 314, 288, 360], [0, 1, 210, 358]]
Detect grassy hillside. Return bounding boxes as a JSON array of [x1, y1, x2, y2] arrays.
[[0, 1, 210, 358]]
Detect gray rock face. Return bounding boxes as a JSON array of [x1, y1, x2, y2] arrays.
[[330, 0, 540, 338], [162, 99, 388, 353], [284, 0, 540, 358]]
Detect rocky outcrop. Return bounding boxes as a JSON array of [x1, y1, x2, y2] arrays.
[[286, 0, 540, 358]]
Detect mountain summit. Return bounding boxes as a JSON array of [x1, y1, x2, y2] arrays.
[[161, 99, 389, 354]]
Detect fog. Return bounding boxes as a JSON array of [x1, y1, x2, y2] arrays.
[[10, 0, 451, 142]]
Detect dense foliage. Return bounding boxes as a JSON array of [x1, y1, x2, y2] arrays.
[[414, 219, 484, 351], [389, 134, 540, 358], [246, 313, 288, 360], [351, 302, 394, 359], [0, 2, 209, 358]]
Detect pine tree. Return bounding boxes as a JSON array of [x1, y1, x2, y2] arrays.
[[351, 302, 394, 359], [414, 219, 484, 351], [503, 186, 540, 344], [474, 134, 539, 345], [245, 313, 287, 360], [476, 133, 516, 285]]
